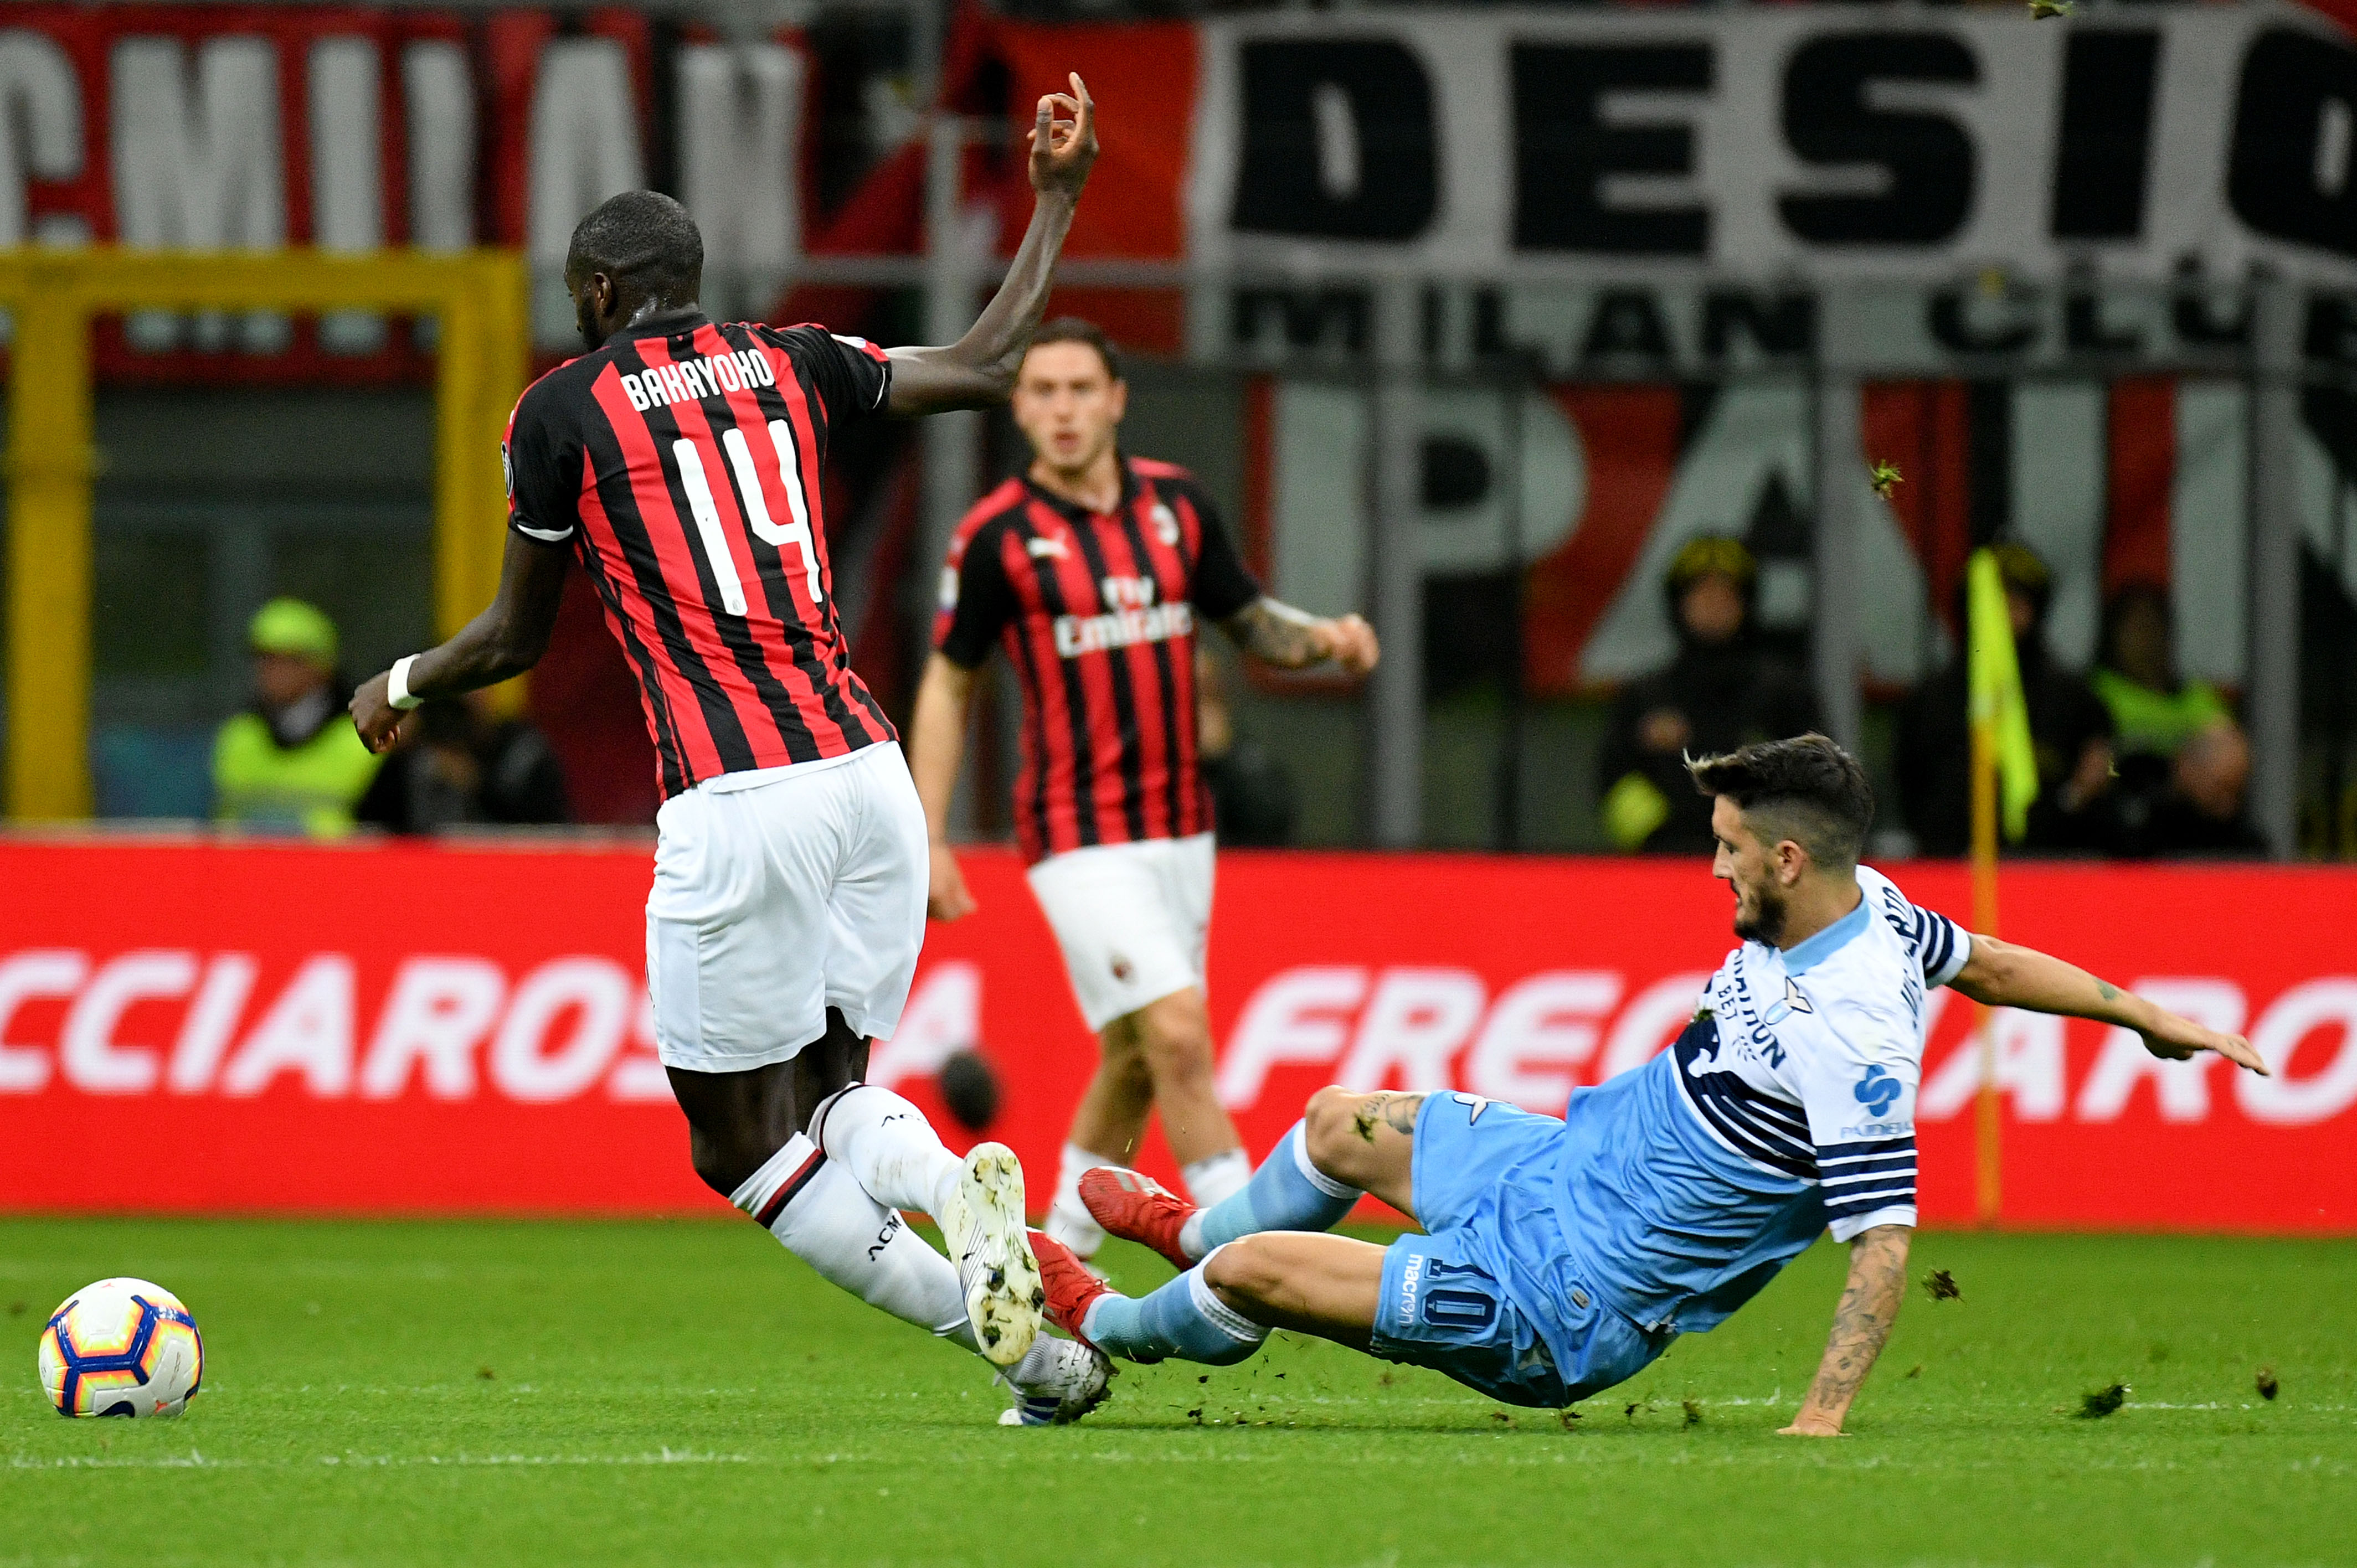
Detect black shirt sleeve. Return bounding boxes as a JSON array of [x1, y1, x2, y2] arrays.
[[935, 519, 1020, 669], [763, 324, 893, 428], [1185, 485, 1263, 621], [505, 378, 581, 545]]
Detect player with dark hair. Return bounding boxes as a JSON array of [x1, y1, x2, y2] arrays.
[[907, 315, 1377, 1263], [351, 78, 1114, 1425], [1044, 734, 2267, 1432]]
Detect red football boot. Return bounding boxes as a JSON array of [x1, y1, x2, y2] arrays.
[[1028, 1230, 1115, 1349], [1078, 1165, 1198, 1272]]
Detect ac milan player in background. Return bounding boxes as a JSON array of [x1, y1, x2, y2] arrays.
[[351, 79, 1115, 1426], [908, 319, 1379, 1261]]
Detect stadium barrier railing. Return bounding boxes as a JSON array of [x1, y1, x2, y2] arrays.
[[0, 247, 528, 821]]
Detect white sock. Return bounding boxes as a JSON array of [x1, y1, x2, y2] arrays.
[[1177, 1211, 1208, 1261], [1181, 1148, 1253, 1208], [811, 1085, 965, 1218], [1044, 1142, 1113, 1257], [730, 1134, 967, 1341]]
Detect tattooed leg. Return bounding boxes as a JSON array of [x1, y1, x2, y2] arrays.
[[1301, 1087, 1422, 1217], [1348, 1092, 1424, 1143]]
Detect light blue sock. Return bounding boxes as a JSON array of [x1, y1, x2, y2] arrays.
[[1179, 1122, 1362, 1258], [1080, 1256, 1269, 1366]]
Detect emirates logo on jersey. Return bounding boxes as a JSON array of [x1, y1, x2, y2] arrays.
[[1053, 576, 1193, 658]]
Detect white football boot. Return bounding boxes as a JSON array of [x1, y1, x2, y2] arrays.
[[935, 1141, 1043, 1368], [995, 1336, 1115, 1426]]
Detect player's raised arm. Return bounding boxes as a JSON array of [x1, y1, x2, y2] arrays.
[[1949, 935, 2268, 1075], [1782, 1222, 1911, 1437], [887, 75, 1098, 415]]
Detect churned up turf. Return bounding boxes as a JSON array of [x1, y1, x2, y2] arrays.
[[1, 1219, 2350, 1567]]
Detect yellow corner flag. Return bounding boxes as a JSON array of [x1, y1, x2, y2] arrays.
[[1966, 548, 2040, 843]]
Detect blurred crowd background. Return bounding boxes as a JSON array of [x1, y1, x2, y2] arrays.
[[7, 0, 2356, 862]]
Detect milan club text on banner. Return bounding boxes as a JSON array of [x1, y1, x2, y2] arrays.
[[0, 839, 2350, 1231], [1188, 4, 2357, 286]]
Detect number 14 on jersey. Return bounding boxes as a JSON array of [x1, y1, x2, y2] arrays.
[[672, 421, 822, 616]]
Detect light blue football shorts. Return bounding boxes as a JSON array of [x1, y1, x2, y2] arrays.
[[1370, 1091, 1668, 1409]]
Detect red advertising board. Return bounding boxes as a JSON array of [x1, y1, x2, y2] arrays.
[[1, 838, 2351, 1231]]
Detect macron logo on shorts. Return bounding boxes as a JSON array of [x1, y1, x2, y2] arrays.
[[1397, 1252, 1424, 1320]]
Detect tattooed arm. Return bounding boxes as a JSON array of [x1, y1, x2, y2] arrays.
[[1949, 935, 2265, 1073], [1221, 599, 1381, 674], [1783, 1223, 1911, 1436]]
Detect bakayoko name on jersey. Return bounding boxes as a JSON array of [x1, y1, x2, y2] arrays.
[[503, 312, 896, 798], [614, 347, 780, 411]]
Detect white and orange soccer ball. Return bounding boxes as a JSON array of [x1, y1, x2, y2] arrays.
[[37, 1278, 204, 1419]]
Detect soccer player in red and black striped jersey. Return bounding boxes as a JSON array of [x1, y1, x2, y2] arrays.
[[349, 79, 1114, 1425], [907, 319, 1379, 1260]]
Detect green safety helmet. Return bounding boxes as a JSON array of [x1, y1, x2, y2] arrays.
[[248, 598, 338, 664]]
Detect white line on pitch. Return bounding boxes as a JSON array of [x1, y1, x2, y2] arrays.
[[10, 1448, 752, 1471]]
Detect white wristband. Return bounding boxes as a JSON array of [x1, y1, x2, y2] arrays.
[[387, 654, 425, 710]]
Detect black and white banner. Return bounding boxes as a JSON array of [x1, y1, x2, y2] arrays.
[[1187, 4, 2357, 284]]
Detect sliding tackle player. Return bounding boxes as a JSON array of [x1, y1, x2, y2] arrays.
[[1041, 735, 2267, 1431]]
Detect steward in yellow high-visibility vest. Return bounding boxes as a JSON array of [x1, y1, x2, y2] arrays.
[[2092, 582, 2234, 760], [211, 599, 382, 837]]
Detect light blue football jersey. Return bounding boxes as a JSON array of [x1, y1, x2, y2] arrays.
[[1550, 866, 1970, 1336]]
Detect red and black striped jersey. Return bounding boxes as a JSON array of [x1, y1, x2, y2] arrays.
[[934, 457, 1262, 864], [503, 311, 895, 798]]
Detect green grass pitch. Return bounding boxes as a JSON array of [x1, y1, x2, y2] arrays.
[[2, 1218, 2350, 1567]]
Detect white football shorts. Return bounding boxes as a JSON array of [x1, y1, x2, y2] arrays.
[[646, 741, 927, 1073], [1025, 832, 1216, 1032]]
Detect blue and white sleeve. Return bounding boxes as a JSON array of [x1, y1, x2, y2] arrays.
[[1870, 871, 1973, 988], [1798, 1017, 1920, 1242], [1908, 902, 1972, 988]]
